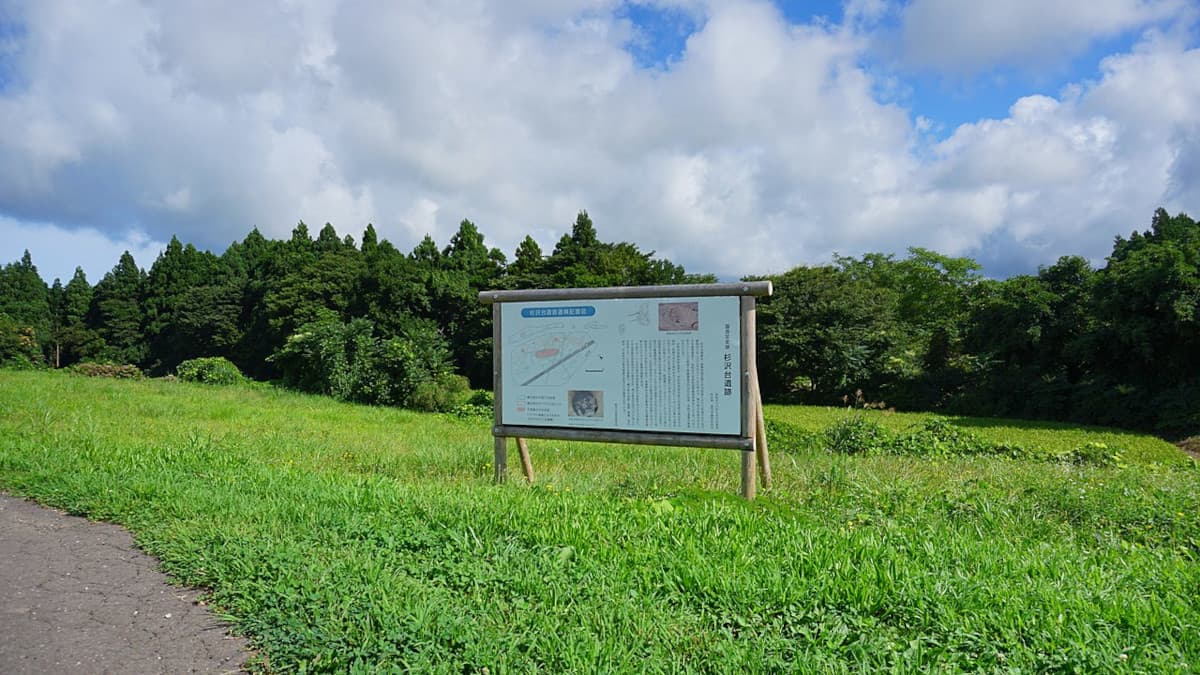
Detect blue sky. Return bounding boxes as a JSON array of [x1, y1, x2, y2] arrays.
[[1, 0, 1199, 283], [0, 14, 25, 93], [624, 0, 1157, 133]]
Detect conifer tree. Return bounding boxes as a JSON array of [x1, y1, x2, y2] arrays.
[[55, 267, 101, 366], [0, 250, 52, 362], [506, 235, 551, 290], [88, 251, 148, 366]]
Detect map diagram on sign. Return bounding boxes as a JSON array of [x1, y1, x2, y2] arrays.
[[512, 331, 599, 386]]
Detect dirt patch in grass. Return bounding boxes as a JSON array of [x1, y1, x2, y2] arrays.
[[1176, 436, 1200, 459]]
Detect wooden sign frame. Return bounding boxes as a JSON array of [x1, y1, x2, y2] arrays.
[[479, 281, 773, 498]]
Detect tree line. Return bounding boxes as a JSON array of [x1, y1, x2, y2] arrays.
[[0, 212, 711, 409], [1, 208, 1196, 435], [754, 208, 1199, 436]]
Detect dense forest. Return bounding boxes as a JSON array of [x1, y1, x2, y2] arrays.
[[1, 208, 1197, 436]]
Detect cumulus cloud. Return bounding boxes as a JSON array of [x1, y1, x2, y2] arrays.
[[896, 0, 1188, 75], [908, 35, 1200, 267], [0, 0, 1198, 282], [0, 215, 166, 284]]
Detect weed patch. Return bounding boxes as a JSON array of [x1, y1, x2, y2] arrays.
[[824, 416, 894, 455], [804, 415, 1136, 467]]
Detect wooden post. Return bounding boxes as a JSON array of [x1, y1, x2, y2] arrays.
[[747, 290, 771, 490], [741, 447, 757, 500], [516, 437, 534, 482], [494, 435, 508, 483], [755, 387, 772, 489], [742, 294, 771, 497], [492, 303, 506, 484]]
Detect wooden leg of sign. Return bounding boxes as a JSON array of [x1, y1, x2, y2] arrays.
[[741, 448, 757, 500], [755, 389, 772, 490], [516, 437, 534, 483], [494, 436, 508, 484]]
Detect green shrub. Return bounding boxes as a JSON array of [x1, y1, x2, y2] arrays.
[[409, 373, 471, 413], [271, 313, 460, 409], [824, 416, 893, 454], [0, 352, 42, 370], [449, 389, 495, 419], [466, 389, 494, 408], [0, 313, 44, 370], [176, 357, 246, 385], [1062, 441, 1125, 467], [899, 417, 994, 457], [68, 362, 143, 379]]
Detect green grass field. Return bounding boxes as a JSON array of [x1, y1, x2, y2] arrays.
[[1, 370, 1197, 672], [764, 404, 1187, 465]]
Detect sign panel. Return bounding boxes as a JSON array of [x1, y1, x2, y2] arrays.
[[499, 296, 742, 435]]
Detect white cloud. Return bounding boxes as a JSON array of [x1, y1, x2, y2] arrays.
[[161, 187, 191, 212], [897, 0, 1188, 75], [0, 216, 166, 284], [1166, 126, 1200, 207], [0, 0, 1198, 283], [932, 96, 1118, 189], [908, 35, 1200, 267]]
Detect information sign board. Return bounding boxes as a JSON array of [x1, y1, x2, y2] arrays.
[[499, 296, 742, 435], [481, 281, 773, 498]]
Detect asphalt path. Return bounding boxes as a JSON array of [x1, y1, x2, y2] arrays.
[[0, 493, 251, 673]]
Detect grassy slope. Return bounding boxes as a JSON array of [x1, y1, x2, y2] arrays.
[[1, 370, 1197, 673], [765, 405, 1185, 465]]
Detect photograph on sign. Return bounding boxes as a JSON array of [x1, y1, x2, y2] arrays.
[[500, 296, 742, 436], [568, 390, 603, 417]]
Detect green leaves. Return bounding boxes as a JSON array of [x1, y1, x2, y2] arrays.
[[0, 250, 52, 362], [755, 209, 1200, 436], [270, 314, 460, 410], [824, 417, 894, 455], [755, 265, 898, 399], [176, 357, 246, 385], [88, 251, 148, 366], [0, 311, 45, 368]]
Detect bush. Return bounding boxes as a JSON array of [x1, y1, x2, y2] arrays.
[[176, 357, 246, 385], [901, 417, 994, 457], [1149, 384, 1200, 437], [68, 362, 143, 379], [0, 351, 42, 371], [0, 313, 44, 370], [409, 373, 471, 413], [271, 313, 460, 409], [824, 416, 893, 455], [809, 415, 1051, 460], [449, 389, 495, 419]]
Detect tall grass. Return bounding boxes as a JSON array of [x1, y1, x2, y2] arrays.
[[1, 370, 1197, 672]]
